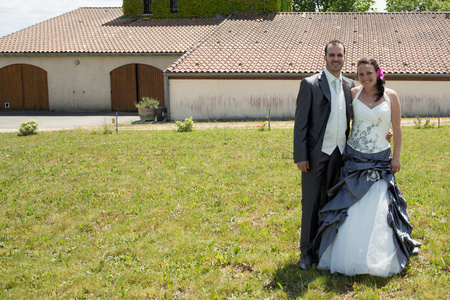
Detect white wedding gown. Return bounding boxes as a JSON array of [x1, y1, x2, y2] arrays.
[[318, 88, 403, 277]]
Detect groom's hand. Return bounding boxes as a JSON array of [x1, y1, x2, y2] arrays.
[[297, 161, 310, 172], [386, 130, 393, 143]]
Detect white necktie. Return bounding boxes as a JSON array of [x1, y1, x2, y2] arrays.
[[334, 78, 341, 95]]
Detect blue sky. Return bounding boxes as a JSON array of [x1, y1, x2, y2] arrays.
[[0, 0, 387, 38], [0, 0, 122, 38]]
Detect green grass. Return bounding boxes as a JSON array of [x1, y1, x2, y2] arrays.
[[0, 126, 449, 299]]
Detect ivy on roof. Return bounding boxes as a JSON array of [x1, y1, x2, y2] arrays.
[[123, 0, 292, 19]]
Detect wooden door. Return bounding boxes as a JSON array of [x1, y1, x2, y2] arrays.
[[110, 64, 165, 111], [22, 64, 49, 110], [110, 64, 137, 112], [137, 64, 165, 107], [0, 64, 48, 111], [0, 64, 24, 110]]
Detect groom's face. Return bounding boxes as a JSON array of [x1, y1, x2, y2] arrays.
[[324, 44, 345, 77]]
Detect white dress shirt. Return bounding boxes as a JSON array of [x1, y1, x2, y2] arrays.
[[321, 69, 347, 155]]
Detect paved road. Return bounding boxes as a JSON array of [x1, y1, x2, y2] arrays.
[[0, 111, 295, 132], [0, 112, 141, 133]]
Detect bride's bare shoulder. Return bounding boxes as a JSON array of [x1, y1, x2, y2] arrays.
[[384, 87, 398, 96], [351, 86, 360, 98]]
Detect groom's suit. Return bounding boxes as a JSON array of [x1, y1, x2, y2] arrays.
[[294, 71, 354, 259]]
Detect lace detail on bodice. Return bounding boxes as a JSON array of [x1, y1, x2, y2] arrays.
[[347, 88, 391, 154]]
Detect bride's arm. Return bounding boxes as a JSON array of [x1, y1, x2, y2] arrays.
[[388, 89, 402, 173]]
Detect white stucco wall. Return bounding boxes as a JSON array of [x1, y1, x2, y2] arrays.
[[169, 78, 450, 120], [0, 55, 179, 111], [169, 79, 300, 121], [382, 81, 450, 117]]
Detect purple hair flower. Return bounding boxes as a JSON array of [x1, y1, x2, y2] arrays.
[[379, 67, 385, 80]]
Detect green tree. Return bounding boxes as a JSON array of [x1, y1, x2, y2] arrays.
[[386, 0, 449, 11], [293, 0, 375, 12]]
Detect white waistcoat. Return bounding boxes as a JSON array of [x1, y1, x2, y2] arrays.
[[321, 78, 347, 155]]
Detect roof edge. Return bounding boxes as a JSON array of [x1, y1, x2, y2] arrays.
[[165, 72, 450, 79], [0, 52, 184, 57]]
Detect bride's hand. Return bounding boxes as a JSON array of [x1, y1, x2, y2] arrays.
[[391, 157, 401, 173]]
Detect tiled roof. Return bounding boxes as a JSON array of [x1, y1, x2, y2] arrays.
[[167, 12, 450, 75], [1, 9, 448, 75], [0, 7, 224, 54]]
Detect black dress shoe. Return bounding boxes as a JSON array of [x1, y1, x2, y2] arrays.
[[299, 255, 312, 270]]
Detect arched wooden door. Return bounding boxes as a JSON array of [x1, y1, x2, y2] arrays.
[[0, 64, 49, 111], [110, 64, 165, 112]]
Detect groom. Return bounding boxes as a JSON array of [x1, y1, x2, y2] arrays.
[[293, 40, 354, 270]]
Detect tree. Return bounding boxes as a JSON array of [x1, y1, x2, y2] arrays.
[[293, 0, 375, 12], [386, 0, 450, 12]]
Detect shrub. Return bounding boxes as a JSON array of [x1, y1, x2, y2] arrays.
[[18, 120, 39, 136], [414, 116, 437, 129], [135, 97, 160, 108], [176, 117, 194, 132]]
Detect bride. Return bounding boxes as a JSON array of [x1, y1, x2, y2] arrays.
[[314, 58, 421, 277]]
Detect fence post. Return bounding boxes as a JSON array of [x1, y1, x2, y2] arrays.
[[437, 106, 440, 128], [116, 112, 118, 133]]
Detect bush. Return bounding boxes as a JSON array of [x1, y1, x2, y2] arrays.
[[135, 97, 160, 108], [18, 120, 39, 136], [175, 117, 194, 132]]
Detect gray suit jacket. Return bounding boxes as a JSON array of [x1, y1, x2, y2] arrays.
[[293, 72, 354, 163]]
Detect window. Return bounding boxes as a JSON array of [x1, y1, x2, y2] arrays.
[[143, 0, 177, 14], [170, 0, 179, 13], [144, 0, 152, 14]]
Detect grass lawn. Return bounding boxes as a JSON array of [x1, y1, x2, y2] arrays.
[[0, 125, 449, 299]]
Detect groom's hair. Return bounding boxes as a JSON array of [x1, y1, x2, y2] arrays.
[[325, 40, 346, 56]]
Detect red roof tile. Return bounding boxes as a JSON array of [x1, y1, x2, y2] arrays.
[[0, 7, 224, 54], [167, 12, 450, 75]]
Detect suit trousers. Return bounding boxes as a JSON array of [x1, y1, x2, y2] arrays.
[[300, 146, 342, 259]]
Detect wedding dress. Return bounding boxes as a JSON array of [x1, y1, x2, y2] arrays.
[[315, 87, 421, 277]]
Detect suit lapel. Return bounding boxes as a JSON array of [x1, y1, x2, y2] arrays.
[[319, 72, 331, 102], [342, 78, 352, 118]]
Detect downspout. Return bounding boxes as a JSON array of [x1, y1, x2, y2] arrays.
[[164, 73, 170, 121]]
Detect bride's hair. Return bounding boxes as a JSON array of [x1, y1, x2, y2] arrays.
[[357, 58, 385, 101]]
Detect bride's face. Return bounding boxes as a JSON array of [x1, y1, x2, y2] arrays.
[[357, 64, 379, 88]]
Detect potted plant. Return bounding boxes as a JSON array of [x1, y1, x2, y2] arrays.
[[135, 97, 159, 122]]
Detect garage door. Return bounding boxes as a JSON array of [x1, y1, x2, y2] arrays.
[[110, 64, 165, 112], [0, 64, 49, 111]]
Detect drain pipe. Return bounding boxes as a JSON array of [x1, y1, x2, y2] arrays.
[[164, 74, 170, 121]]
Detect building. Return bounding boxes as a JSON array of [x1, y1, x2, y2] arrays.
[[0, 8, 449, 118]]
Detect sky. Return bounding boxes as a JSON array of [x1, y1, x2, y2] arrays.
[[0, 0, 387, 38]]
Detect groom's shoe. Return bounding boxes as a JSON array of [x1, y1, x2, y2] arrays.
[[298, 255, 312, 270]]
